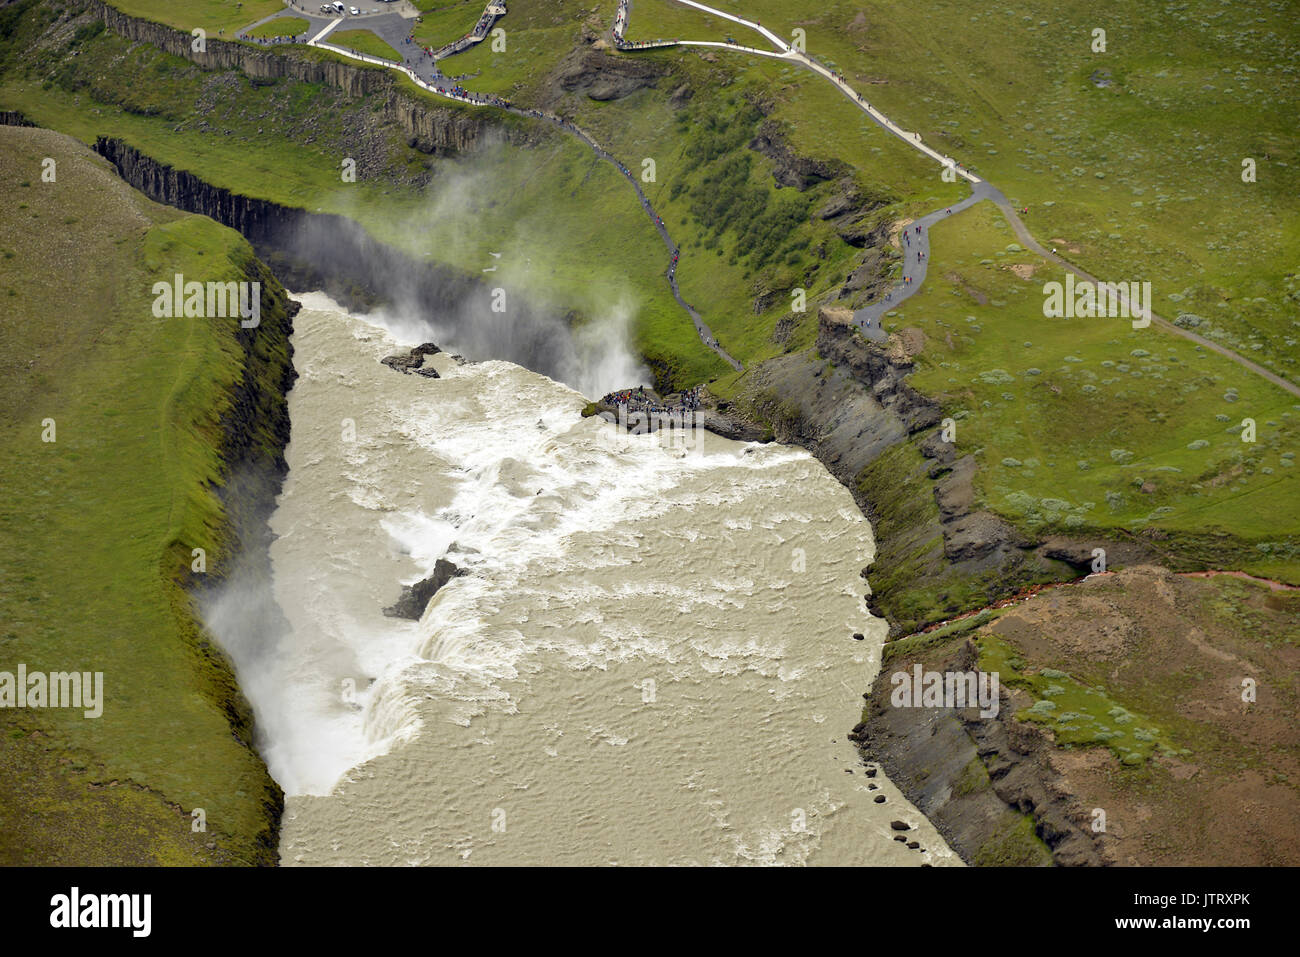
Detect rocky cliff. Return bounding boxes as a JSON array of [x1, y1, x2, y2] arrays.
[[739, 307, 1156, 636], [731, 308, 1179, 865], [88, 0, 502, 154], [193, 258, 298, 866], [93, 136, 612, 389]]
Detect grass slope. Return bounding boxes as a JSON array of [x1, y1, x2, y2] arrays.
[[329, 28, 402, 63], [0, 125, 285, 865], [635, 0, 1300, 381], [901, 201, 1300, 579]]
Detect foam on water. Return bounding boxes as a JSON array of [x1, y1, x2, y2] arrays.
[[244, 293, 958, 864]]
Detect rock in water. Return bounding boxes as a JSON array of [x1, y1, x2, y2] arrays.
[[381, 352, 423, 374], [382, 558, 466, 619], [381, 342, 442, 376]]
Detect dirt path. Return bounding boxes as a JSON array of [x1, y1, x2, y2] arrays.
[[896, 567, 1300, 643], [277, 2, 744, 371], [625, 0, 1300, 399]]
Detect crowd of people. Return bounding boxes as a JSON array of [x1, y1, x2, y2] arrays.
[[472, 5, 503, 38], [602, 385, 706, 418], [405, 34, 440, 61], [246, 32, 303, 44], [432, 83, 511, 109], [611, 0, 675, 50]]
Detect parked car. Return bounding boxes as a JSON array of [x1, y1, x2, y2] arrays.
[[349, 6, 360, 14]]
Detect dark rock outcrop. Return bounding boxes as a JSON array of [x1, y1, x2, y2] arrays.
[[383, 559, 466, 620], [381, 343, 442, 376], [748, 120, 845, 190], [589, 389, 768, 443], [89, 0, 499, 155], [860, 638, 1106, 867], [553, 46, 666, 101]]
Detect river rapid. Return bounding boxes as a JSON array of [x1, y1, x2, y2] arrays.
[[238, 292, 954, 865]]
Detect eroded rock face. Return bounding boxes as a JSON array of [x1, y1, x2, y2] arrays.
[[748, 120, 845, 190], [552, 47, 666, 101], [862, 567, 1300, 866], [588, 390, 768, 443], [814, 308, 941, 433], [90, 0, 499, 156], [382, 559, 465, 620], [858, 638, 1102, 867]]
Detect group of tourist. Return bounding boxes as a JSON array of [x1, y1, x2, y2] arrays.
[[472, 6, 501, 38], [611, 0, 673, 50], [602, 384, 706, 418], [245, 30, 303, 44], [405, 35, 439, 60], [433, 84, 512, 109]]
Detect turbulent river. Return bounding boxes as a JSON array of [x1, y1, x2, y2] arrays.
[[233, 292, 954, 865]]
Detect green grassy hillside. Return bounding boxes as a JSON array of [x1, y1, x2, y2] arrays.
[[902, 202, 1300, 579], [0, 125, 287, 865], [5, 0, 1295, 594], [633, 0, 1300, 381]]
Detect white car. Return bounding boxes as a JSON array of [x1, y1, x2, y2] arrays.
[[349, 6, 360, 14]]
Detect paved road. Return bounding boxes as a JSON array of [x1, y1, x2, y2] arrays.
[[241, 4, 459, 79], [627, 0, 1300, 399], [851, 182, 999, 341], [513, 105, 744, 370], [236, 0, 743, 370]]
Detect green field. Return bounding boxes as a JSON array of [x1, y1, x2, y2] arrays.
[[5, 0, 1296, 584], [329, 28, 402, 62], [901, 201, 1300, 574], [411, 1, 488, 48], [632, 0, 1300, 382], [979, 635, 1181, 765], [622, 0, 728, 43], [0, 126, 286, 864], [109, 0, 286, 34], [246, 16, 309, 39]]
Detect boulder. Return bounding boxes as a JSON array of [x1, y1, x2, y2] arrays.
[[382, 558, 465, 619]]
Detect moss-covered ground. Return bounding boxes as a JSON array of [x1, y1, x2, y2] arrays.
[[0, 125, 285, 865]]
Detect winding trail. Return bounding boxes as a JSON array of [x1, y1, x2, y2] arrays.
[[851, 183, 997, 341], [619, 0, 1300, 399], [235, 1, 743, 370], [242, 0, 1300, 397], [516, 108, 744, 369], [251, 0, 970, 377]]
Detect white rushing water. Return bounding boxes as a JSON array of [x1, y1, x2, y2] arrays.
[[246, 292, 955, 865]]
